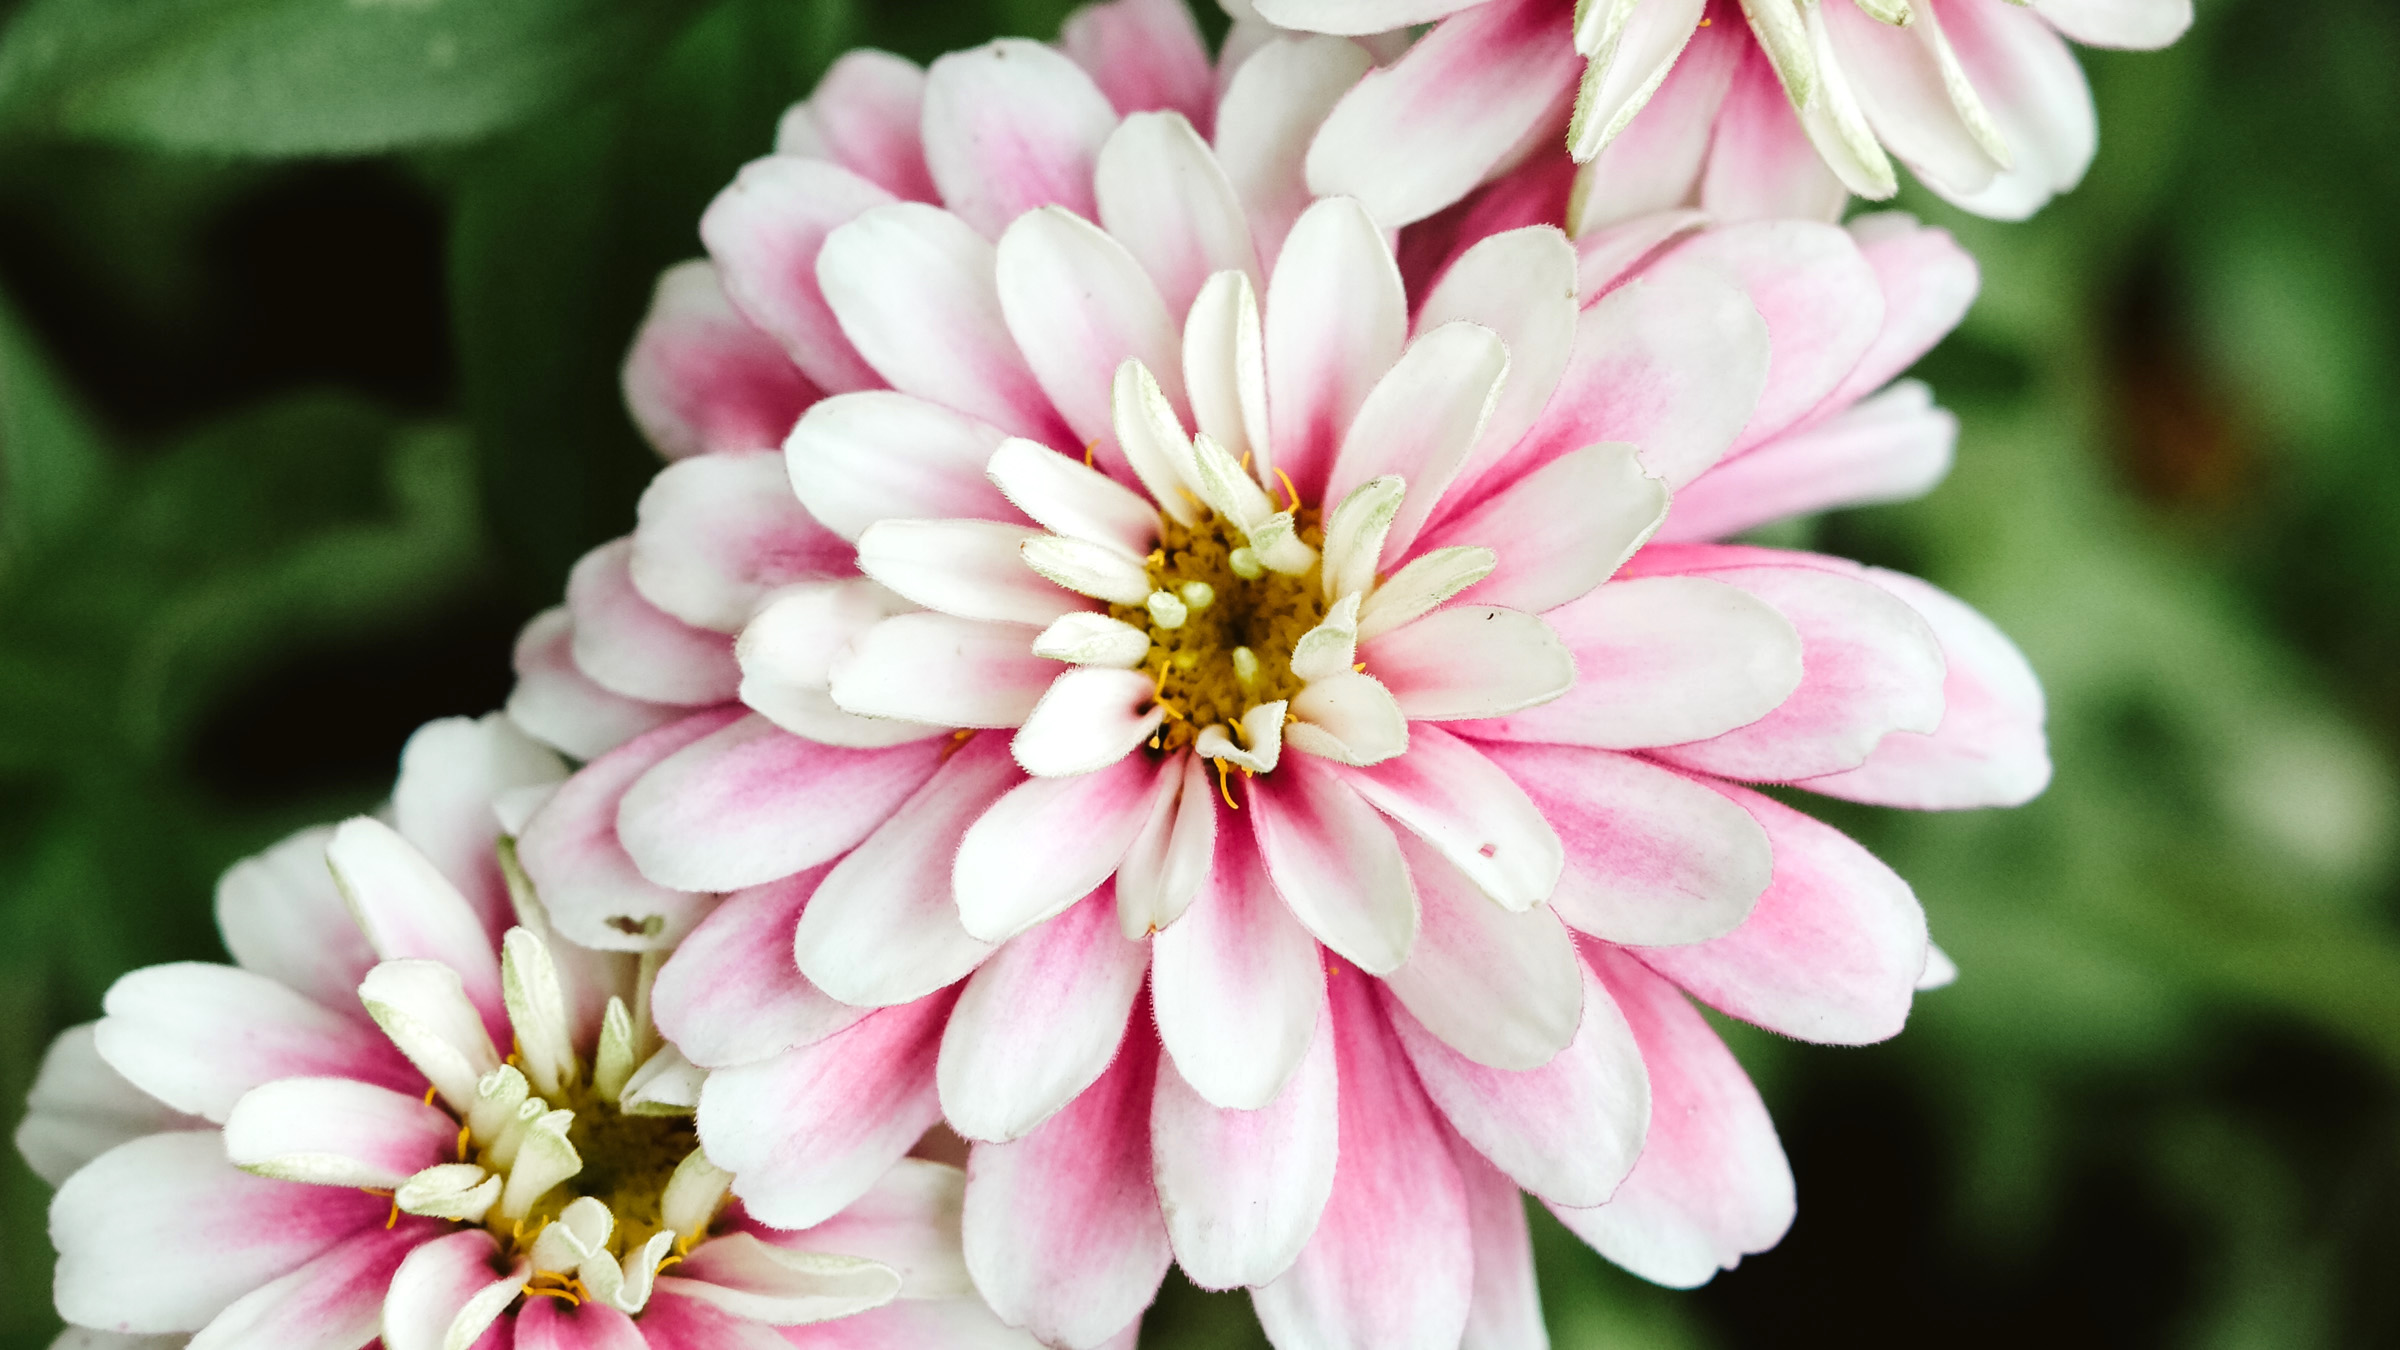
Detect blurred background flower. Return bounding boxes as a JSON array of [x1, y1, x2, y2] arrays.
[[0, 0, 2394, 1346]]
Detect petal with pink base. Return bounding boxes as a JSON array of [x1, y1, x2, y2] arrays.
[[1378, 834, 1580, 1071], [382, 1229, 526, 1350], [505, 608, 681, 763], [1323, 321, 1509, 560], [1360, 606, 1574, 724], [622, 1290, 787, 1350], [93, 964, 404, 1125], [996, 206, 1186, 475], [516, 710, 736, 954], [1009, 667, 1165, 778], [1095, 113, 1261, 320], [189, 1221, 435, 1350], [954, 751, 1163, 942], [1472, 741, 1770, 948], [1573, 15, 1739, 230], [1924, 0, 2097, 221], [1663, 221, 1884, 453], [920, 39, 1116, 239], [654, 865, 870, 1070], [1816, 213, 1979, 415], [1637, 781, 1927, 1045], [16, 1024, 204, 1187], [393, 713, 563, 931], [222, 1077, 457, 1188], [1549, 944, 1794, 1288], [2032, 0, 2191, 48], [817, 203, 1069, 444], [1798, 566, 2050, 810], [1448, 1133, 1548, 1350], [631, 450, 854, 633], [701, 991, 956, 1230], [1252, 975, 1472, 1350], [962, 1032, 1171, 1350], [511, 1296, 649, 1350], [1413, 226, 1580, 495], [1694, 41, 1848, 225], [700, 155, 895, 396], [775, 50, 938, 202], [1658, 380, 1955, 543], [1325, 726, 1562, 914], [1260, 196, 1407, 500], [1151, 816, 1326, 1110], [1303, 0, 1582, 229], [617, 714, 949, 893], [325, 816, 508, 1035], [757, 1156, 972, 1299], [940, 887, 1150, 1141], [623, 259, 820, 460], [1211, 36, 1374, 270], [213, 824, 377, 1010], [785, 392, 1021, 543], [1150, 992, 1337, 1289], [53, 1130, 387, 1334], [1387, 953, 1647, 1209], [828, 613, 1057, 729], [1061, 0, 1216, 131], [1420, 443, 1664, 616], [796, 734, 1016, 1007], [1248, 755, 1418, 975], [565, 539, 740, 708]]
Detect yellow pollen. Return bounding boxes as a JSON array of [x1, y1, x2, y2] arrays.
[[1109, 507, 1328, 758]]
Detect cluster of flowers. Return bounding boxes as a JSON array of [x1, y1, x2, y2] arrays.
[[22, 0, 2182, 1346]]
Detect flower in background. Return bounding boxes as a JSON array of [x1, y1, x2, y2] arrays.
[[1238, 0, 2190, 227], [491, 3, 2049, 1344], [17, 714, 1040, 1350]]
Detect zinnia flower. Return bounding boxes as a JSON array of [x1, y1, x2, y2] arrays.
[[18, 714, 1040, 1350], [490, 7, 2047, 1345], [1240, 0, 2190, 226]]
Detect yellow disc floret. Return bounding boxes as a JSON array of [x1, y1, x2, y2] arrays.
[[1114, 507, 1327, 756]]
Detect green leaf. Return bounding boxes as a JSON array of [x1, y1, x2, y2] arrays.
[[0, 290, 107, 573], [0, 0, 712, 155]]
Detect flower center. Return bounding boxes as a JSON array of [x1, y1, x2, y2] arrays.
[[526, 1082, 700, 1255], [1116, 507, 1326, 756]]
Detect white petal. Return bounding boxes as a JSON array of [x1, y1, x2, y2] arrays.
[[1321, 321, 1510, 561], [987, 437, 1160, 556], [1286, 670, 1409, 766], [1010, 667, 1164, 777], [785, 391, 1020, 543], [1361, 606, 1574, 721], [1096, 112, 1262, 320], [1182, 270, 1274, 477], [1032, 612, 1154, 668], [856, 519, 1084, 626], [828, 613, 1054, 729], [1379, 834, 1582, 1070], [994, 205, 1185, 470]]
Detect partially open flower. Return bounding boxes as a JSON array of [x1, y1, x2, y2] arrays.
[[1245, 0, 2191, 226], [18, 715, 1038, 1350]]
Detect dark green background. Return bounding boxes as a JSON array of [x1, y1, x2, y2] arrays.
[[2, 0, 2395, 1345]]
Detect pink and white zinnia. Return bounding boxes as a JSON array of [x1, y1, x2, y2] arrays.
[[538, 14, 2045, 1348], [19, 715, 1037, 1350], [1251, 0, 2192, 226]]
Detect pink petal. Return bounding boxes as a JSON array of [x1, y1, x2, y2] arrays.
[[1696, 40, 1849, 224], [1252, 0, 1484, 34], [1007, 667, 1164, 778], [565, 539, 740, 707], [1385, 953, 1646, 1208], [2030, 0, 2191, 48], [1548, 944, 1793, 1287], [1211, 36, 1375, 269], [653, 865, 870, 1069], [1321, 320, 1510, 560], [1360, 605, 1574, 723], [213, 825, 377, 1011], [1261, 196, 1407, 501], [1412, 227, 1580, 493], [700, 992, 956, 1229], [828, 612, 1057, 729], [852, 519, 1079, 627], [511, 1295, 648, 1350], [1095, 112, 1263, 321], [1378, 833, 1581, 1071], [1925, 0, 2096, 219], [1816, 212, 1979, 417], [1150, 994, 1338, 1289], [516, 709, 736, 953], [1472, 741, 1770, 948], [1797, 566, 2050, 809], [1420, 444, 1665, 616], [504, 607, 681, 762], [1821, 0, 2007, 201], [817, 203, 1071, 444], [1151, 812, 1327, 1110], [1486, 262, 1766, 492], [961, 1033, 1171, 1350], [1060, 0, 1217, 132], [795, 734, 1017, 1006], [1659, 380, 1955, 543], [630, 450, 854, 633], [617, 714, 948, 893], [920, 39, 1116, 239], [1636, 780, 1927, 1044], [994, 206, 1186, 479], [16, 1023, 204, 1187], [1573, 16, 1738, 229], [700, 154, 896, 395], [221, 1076, 457, 1188], [940, 887, 1150, 1141], [1448, 1134, 1547, 1350], [1632, 549, 1946, 783], [191, 1221, 436, 1350], [1251, 975, 1472, 1350], [775, 50, 938, 202], [324, 815, 509, 1037], [776, 1297, 1053, 1348], [954, 751, 1164, 941], [1324, 726, 1562, 913], [1302, 0, 1582, 228], [622, 259, 820, 460], [756, 1156, 972, 1299], [785, 391, 1022, 543], [53, 1130, 386, 1334], [622, 1289, 787, 1350], [392, 713, 563, 934], [1659, 220, 1884, 452], [383, 1229, 526, 1350], [1247, 755, 1418, 975]]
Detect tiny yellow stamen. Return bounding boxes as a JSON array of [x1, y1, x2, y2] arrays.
[[455, 1121, 472, 1161], [1274, 467, 1301, 511], [1353, 661, 1365, 673], [1214, 758, 1240, 811], [524, 1283, 583, 1307], [422, 1085, 438, 1106], [940, 727, 975, 762], [1083, 440, 1098, 467]]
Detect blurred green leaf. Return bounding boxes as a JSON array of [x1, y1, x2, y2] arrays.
[[0, 0, 711, 155]]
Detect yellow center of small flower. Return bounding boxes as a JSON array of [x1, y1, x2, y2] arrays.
[[1115, 507, 1326, 756], [541, 1087, 699, 1254]]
